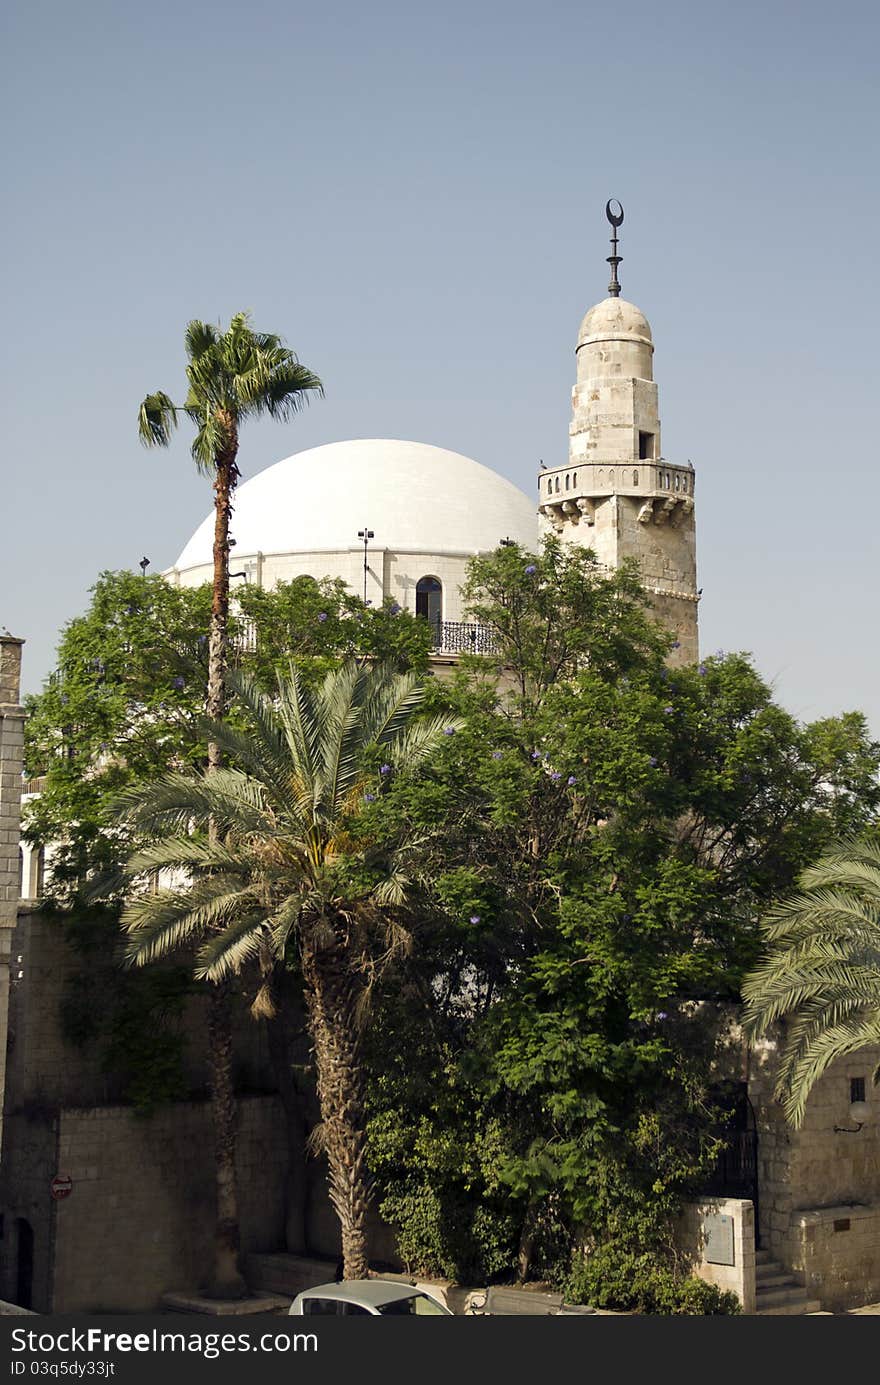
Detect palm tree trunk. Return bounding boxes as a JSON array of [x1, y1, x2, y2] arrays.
[[205, 981, 247, 1297], [204, 429, 245, 1296], [206, 440, 238, 769], [301, 933, 371, 1280]]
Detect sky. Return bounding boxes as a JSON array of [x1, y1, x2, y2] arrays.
[[3, 0, 879, 735]]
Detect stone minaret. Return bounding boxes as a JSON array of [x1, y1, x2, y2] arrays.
[[0, 635, 25, 1149], [538, 208, 699, 664]]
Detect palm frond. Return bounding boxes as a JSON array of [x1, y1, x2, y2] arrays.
[[742, 833, 880, 1126], [138, 391, 179, 448]]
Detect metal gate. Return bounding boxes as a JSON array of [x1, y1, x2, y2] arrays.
[[704, 1086, 760, 1244]]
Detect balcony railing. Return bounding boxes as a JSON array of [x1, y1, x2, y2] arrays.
[[430, 621, 499, 655]]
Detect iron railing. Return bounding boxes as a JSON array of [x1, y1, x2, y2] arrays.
[[430, 621, 498, 655]]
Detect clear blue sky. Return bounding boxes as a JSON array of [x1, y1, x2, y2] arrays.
[[3, 0, 879, 735]]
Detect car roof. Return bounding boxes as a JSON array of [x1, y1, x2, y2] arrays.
[[297, 1280, 427, 1308]]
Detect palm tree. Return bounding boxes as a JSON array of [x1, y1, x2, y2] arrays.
[[116, 660, 459, 1279], [137, 312, 322, 1296], [742, 835, 880, 1126], [138, 312, 323, 763]]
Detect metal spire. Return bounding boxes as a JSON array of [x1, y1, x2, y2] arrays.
[[605, 199, 624, 297]]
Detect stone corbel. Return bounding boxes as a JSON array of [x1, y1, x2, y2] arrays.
[[576, 498, 595, 526], [561, 500, 580, 523], [655, 498, 677, 526], [637, 499, 654, 525], [539, 503, 565, 532]]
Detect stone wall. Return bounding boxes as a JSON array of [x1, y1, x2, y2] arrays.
[[1, 1095, 287, 1313], [749, 1038, 880, 1309], [677, 1197, 756, 1313], [8, 909, 276, 1110]]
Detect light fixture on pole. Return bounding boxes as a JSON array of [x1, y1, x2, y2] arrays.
[[139, 556, 150, 578], [358, 527, 374, 604]]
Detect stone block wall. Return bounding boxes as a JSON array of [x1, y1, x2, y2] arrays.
[[8, 909, 276, 1110], [791, 1204, 880, 1312], [749, 1038, 880, 1309], [2, 1094, 288, 1313], [0, 1109, 57, 1311], [677, 1197, 756, 1313]]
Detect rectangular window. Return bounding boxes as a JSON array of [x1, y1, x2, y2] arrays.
[[638, 432, 654, 460], [851, 1077, 866, 1103]]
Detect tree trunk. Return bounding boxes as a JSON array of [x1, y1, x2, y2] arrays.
[[204, 428, 245, 1295], [205, 982, 247, 1297], [301, 929, 371, 1280], [206, 438, 239, 770], [266, 972, 309, 1254]]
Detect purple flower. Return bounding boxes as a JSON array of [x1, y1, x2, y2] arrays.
[[365, 599, 373, 606], [550, 771, 562, 782], [469, 914, 481, 924], [317, 612, 328, 623], [443, 726, 456, 735], [567, 775, 577, 786], [492, 750, 504, 760], [389, 602, 401, 615], [672, 641, 681, 650], [524, 564, 537, 575], [172, 676, 185, 690], [649, 756, 658, 767], [698, 664, 707, 676], [379, 764, 392, 775], [363, 793, 376, 803], [531, 749, 542, 760], [656, 1011, 668, 1021], [664, 706, 674, 714]]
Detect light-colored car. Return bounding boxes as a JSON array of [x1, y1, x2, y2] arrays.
[[288, 1279, 453, 1316]]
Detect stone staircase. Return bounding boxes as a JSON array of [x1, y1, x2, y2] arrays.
[[755, 1248, 822, 1315]]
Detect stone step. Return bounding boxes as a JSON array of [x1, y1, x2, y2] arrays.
[[758, 1298, 823, 1316], [755, 1248, 775, 1265], [245, 1253, 338, 1299], [756, 1268, 792, 1288], [757, 1286, 820, 1314]]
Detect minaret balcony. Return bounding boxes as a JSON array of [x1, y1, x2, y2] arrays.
[[539, 460, 695, 528]]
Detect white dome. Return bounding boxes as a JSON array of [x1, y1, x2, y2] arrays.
[[173, 439, 537, 570]]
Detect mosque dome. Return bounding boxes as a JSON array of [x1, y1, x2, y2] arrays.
[[173, 438, 537, 573], [577, 297, 653, 351]]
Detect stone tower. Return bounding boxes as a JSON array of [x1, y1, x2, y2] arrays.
[[538, 208, 699, 664]]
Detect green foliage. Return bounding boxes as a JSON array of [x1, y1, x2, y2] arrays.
[[23, 570, 434, 899], [237, 575, 432, 687], [139, 312, 323, 473], [23, 572, 215, 892], [364, 538, 880, 1279], [564, 1245, 740, 1315], [742, 832, 880, 1125]]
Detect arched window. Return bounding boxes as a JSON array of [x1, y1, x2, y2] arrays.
[[633, 469, 639, 486], [416, 576, 442, 629], [565, 474, 570, 490]]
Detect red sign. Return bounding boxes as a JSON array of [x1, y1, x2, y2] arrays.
[[50, 1174, 73, 1201]]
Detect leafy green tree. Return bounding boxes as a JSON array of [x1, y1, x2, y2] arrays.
[[742, 834, 880, 1125], [24, 571, 214, 891], [115, 660, 457, 1279], [364, 540, 880, 1287]]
